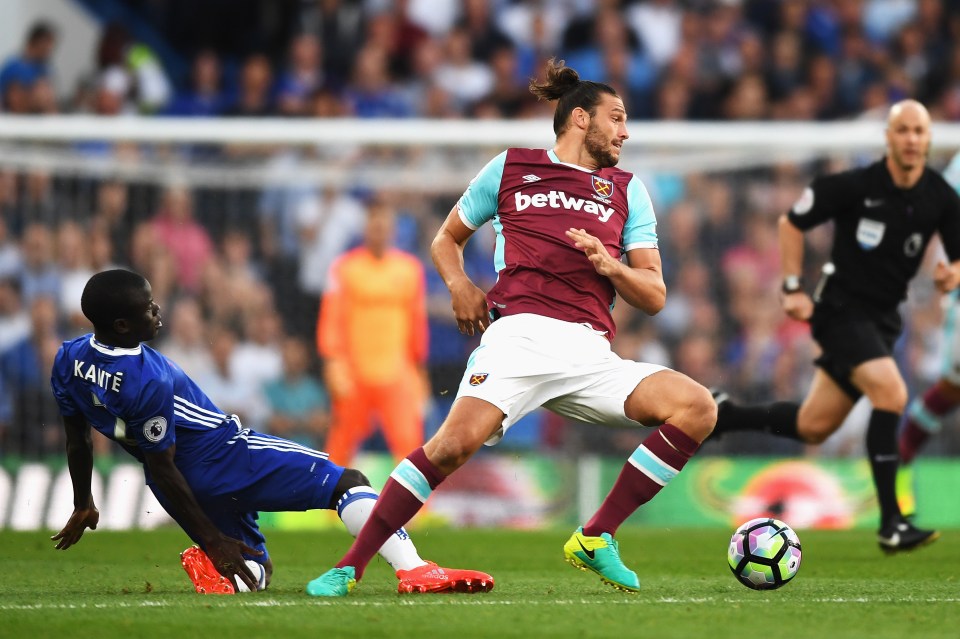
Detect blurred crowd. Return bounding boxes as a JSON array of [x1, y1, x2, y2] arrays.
[[1, 0, 960, 461], [5, 1, 960, 122]]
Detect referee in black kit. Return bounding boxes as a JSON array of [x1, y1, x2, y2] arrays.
[[712, 100, 960, 552]]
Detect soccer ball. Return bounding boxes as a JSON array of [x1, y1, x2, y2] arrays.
[[727, 517, 802, 590], [235, 560, 267, 593]]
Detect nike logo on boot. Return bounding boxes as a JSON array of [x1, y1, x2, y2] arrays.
[[577, 538, 596, 560]]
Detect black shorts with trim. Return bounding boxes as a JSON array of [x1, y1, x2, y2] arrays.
[[809, 298, 901, 401]]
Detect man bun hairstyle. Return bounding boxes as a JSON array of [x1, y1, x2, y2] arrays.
[[529, 58, 619, 136], [81, 269, 148, 332]]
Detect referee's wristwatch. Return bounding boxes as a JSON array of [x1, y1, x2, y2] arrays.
[[781, 275, 803, 295]]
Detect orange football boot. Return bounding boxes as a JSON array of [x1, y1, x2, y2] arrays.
[[180, 545, 235, 594], [396, 561, 494, 594]]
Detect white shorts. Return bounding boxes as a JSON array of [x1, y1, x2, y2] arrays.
[[456, 313, 668, 445]]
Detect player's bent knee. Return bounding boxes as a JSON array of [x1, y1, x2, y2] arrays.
[[430, 439, 473, 468], [339, 467, 372, 489], [693, 385, 718, 419], [327, 468, 373, 509], [872, 393, 908, 414], [424, 434, 482, 473], [678, 387, 717, 442], [864, 380, 908, 414], [667, 384, 717, 442]]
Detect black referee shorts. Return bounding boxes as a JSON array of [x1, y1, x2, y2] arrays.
[[809, 299, 902, 401]]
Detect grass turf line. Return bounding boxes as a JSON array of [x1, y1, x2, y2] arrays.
[[2, 528, 958, 639]]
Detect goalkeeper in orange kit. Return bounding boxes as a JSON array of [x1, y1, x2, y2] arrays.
[[317, 198, 429, 466]]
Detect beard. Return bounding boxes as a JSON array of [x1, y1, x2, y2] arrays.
[[584, 123, 619, 169]]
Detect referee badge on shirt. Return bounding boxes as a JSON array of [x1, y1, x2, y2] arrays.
[[856, 218, 885, 250], [469, 373, 489, 386], [591, 175, 614, 199], [143, 416, 168, 443], [904, 233, 923, 257]]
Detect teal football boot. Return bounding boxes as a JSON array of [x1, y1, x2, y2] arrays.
[[306, 566, 356, 597], [563, 527, 640, 593]]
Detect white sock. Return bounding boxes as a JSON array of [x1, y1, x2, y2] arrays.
[[336, 486, 426, 572]]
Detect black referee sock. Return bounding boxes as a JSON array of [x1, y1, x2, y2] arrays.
[[866, 409, 902, 525], [715, 401, 801, 440]]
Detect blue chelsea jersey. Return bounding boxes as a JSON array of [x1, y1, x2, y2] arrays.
[[50, 334, 240, 466]]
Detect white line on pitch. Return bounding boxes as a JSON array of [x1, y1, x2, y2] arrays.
[[2, 596, 959, 611]]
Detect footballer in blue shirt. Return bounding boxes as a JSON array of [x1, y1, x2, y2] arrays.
[[50, 269, 493, 595]]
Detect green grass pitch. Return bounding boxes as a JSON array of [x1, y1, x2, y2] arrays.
[[2, 527, 958, 639]]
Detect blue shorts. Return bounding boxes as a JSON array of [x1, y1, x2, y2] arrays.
[[148, 430, 346, 561]]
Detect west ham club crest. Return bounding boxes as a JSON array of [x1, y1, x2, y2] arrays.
[[469, 373, 489, 386], [592, 175, 614, 199]]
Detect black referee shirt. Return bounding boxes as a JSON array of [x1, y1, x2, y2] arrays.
[[787, 158, 960, 310]]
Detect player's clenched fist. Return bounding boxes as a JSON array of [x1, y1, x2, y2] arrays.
[[781, 290, 813, 322], [449, 279, 489, 336]]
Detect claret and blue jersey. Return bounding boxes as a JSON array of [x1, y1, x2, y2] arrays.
[[457, 148, 658, 338]]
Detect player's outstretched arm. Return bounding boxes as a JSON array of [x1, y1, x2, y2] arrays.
[[51, 414, 99, 550], [432, 206, 489, 336], [567, 228, 666, 314], [144, 446, 263, 591]]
